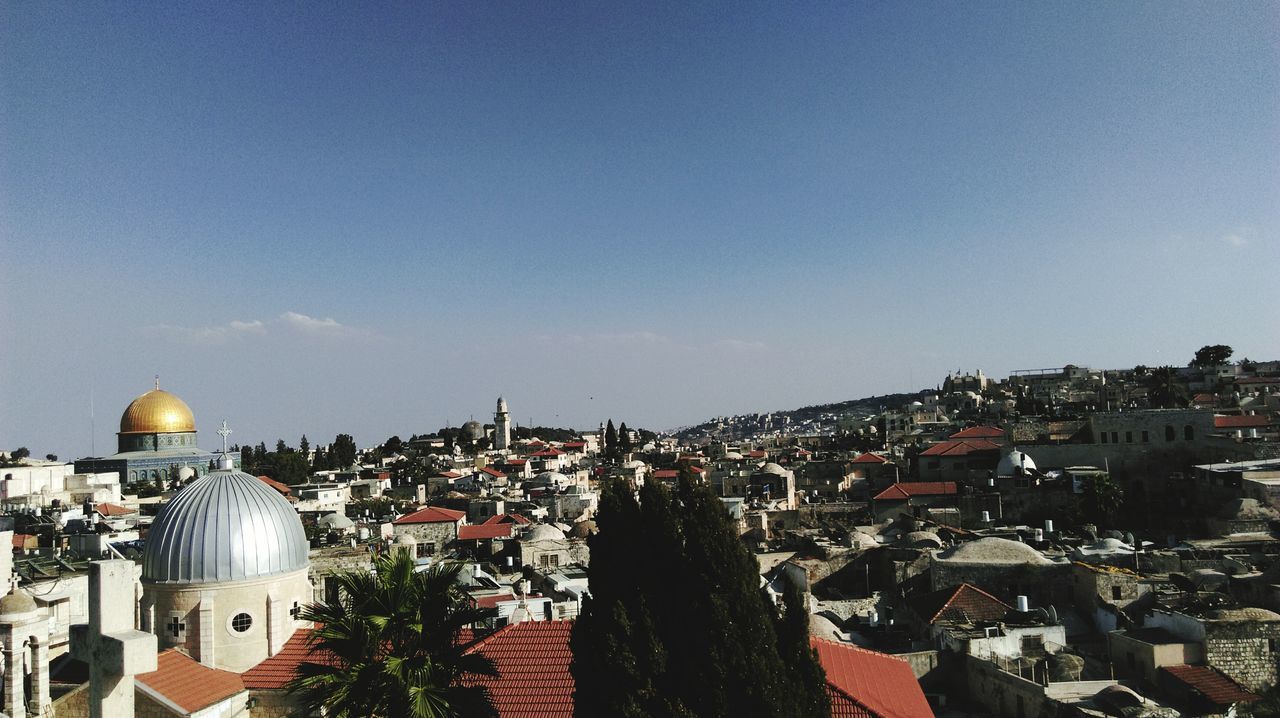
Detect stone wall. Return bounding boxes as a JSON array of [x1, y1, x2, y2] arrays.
[[50, 681, 89, 718], [1204, 620, 1280, 692]]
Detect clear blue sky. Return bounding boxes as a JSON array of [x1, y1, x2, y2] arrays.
[[3, 2, 1278, 457]]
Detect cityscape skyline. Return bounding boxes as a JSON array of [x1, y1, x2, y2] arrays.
[[3, 3, 1278, 457]]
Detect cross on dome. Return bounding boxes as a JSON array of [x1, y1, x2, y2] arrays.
[[217, 420, 232, 453]]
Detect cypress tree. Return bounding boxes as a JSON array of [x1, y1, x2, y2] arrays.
[[572, 469, 827, 717], [604, 419, 618, 460]]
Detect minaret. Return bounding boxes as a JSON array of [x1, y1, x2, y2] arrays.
[[494, 396, 511, 451]]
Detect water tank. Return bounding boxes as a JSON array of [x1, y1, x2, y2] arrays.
[[981, 510, 991, 523], [1034, 528, 1044, 542], [357, 527, 371, 541], [1044, 519, 1054, 533], [1016, 595, 1030, 612]]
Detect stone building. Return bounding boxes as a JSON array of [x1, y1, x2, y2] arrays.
[[1147, 604, 1280, 692], [390, 505, 466, 556], [139, 453, 312, 673]]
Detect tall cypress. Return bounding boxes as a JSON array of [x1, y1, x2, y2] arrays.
[[571, 469, 827, 717]]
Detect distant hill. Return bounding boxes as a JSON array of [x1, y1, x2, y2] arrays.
[[671, 390, 927, 442]]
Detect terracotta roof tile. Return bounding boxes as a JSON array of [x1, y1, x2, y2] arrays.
[[257, 475, 292, 495], [137, 649, 245, 712], [852, 453, 889, 464], [948, 426, 1004, 439], [459, 524, 514, 541], [531, 448, 564, 457], [480, 466, 507, 477], [484, 513, 532, 526], [1162, 664, 1259, 706], [394, 506, 467, 524], [1215, 414, 1272, 429], [811, 638, 933, 718], [463, 621, 575, 718], [242, 630, 334, 690], [905, 583, 1011, 625], [919, 439, 1002, 457], [94, 502, 135, 516], [873, 482, 957, 501]]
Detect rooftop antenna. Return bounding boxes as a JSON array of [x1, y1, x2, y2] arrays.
[[155, 375, 160, 390], [89, 383, 96, 457]]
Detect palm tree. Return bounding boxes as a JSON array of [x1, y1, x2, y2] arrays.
[[288, 549, 499, 717], [1145, 366, 1188, 409]]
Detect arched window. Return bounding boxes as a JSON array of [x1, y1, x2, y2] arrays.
[[1165, 426, 1176, 442], [1184, 425, 1194, 441]]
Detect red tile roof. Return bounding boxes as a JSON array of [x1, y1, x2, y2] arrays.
[[811, 638, 932, 718], [852, 453, 889, 464], [949, 426, 1004, 440], [748, 450, 768, 458], [480, 466, 507, 478], [243, 629, 476, 691], [873, 482, 957, 501], [562, 442, 587, 450], [1192, 393, 1218, 404], [905, 583, 1011, 625], [531, 448, 564, 457], [459, 524, 514, 541], [506, 459, 528, 465], [257, 475, 292, 496], [919, 439, 1002, 457], [473, 593, 514, 609], [242, 630, 333, 690], [1162, 664, 1259, 706], [484, 513, 532, 526], [94, 502, 135, 516], [137, 649, 245, 712], [463, 621, 575, 718], [1215, 414, 1272, 429], [394, 506, 467, 524], [437, 471, 463, 479]]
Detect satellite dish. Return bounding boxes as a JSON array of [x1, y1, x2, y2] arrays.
[[1047, 605, 1059, 624]]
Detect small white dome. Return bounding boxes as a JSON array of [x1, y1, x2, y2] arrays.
[[759, 462, 787, 476], [997, 448, 1037, 477], [525, 524, 566, 542], [535, 471, 570, 484]]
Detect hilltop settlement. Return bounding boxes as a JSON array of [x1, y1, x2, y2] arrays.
[[3, 348, 1280, 716]]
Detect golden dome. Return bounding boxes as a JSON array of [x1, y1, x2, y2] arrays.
[[119, 389, 196, 434]]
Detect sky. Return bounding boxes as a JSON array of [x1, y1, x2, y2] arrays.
[[2, 2, 1278, 459]]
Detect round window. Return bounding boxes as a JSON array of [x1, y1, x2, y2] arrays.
[[231, 612, 253, 633]]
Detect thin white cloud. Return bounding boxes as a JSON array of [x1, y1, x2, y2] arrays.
[[145, 318, 266, 344], [279, 311, 347, 334], [1222, 233, 1248, 248]]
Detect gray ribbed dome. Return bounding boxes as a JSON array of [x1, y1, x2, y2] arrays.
[[143, 468, 309, 584]]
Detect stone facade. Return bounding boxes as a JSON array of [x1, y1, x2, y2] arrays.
[[1202, 618, 1280, 692], [141, 568, 312, 674], [392, 520, 459, 556]]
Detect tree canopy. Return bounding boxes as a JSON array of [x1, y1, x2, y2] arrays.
[[571, 469, 828, 717], [289, 550, 497, 717], [1191, 344, 1233, 367]]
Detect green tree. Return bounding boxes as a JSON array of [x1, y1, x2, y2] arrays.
[[300, 435, 310, 456], [272, 452, 312, 486], [604, 420, 618, 461], [11, 447, 29, 460], [1080, 472, 1124, 528], [571, 470, 828, 717], [277, 438, 289, 454], [241, 444, 257, 473], [333, 434, 358, 468], [619, 422, 633, 454], [289, 550, 498, 717], [1145, 366, 1188, 409], [1191, 344, 1233, 367], [384, 435, 403, 455]]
